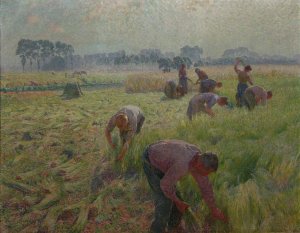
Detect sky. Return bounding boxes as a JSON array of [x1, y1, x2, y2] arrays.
[[1, 0, 299, 69]]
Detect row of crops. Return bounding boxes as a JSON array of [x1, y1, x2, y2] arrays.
[[0, 81, 124, 92]]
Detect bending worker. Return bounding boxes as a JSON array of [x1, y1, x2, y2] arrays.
[[187, 93, 228, 120], [105, 105, 145, 161], [243, 85, 273, 110], [164, 80, 184, 99], [195, 68, 222, 93], [142, 139, 228, 233]]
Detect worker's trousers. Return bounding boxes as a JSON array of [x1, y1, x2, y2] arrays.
[[236, 83, 248, 107], [142, 147, 183, 233], [243, 90, 256, 110]]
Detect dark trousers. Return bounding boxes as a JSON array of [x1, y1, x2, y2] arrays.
[[179, 78, 188, 94], [142, 147, 183, 233], [243, 90, 256, 110], [236, 83, 248, 107], [136, 115, 145, 134]]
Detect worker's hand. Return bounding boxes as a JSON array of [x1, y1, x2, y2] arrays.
[[211, 208, 228, 223], [115, 154, 124, 162], [175, 201, 190, 214], [115, 142, 129, 162]]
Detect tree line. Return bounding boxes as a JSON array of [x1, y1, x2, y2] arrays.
[[16, 39, 299, 72], [16, 39, 74, 72]]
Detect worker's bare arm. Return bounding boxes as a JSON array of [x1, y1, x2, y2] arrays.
[[116, 139, 131, 161], [160, 165, 189, 213], [105, 128, 116, 149], [234, 59, 242, 73], [205, 106, 215, 117]]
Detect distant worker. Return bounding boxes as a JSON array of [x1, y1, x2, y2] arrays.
[[243, 86, 273, 110], [234, 58, 254, 107], [195, 68, 222, 93], [187, 93, 228, 120], [164, 80, 184, 99], [195, 67, 209, 80], [142, 139, 228, 233], [105, 105, 145, 161], [178, 64, 193, 95]]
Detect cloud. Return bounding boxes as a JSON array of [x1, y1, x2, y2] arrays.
[[49, 23, 64, 33], [26, 15, 40, 25]]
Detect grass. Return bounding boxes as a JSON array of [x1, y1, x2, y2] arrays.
[[1, 65, 300, 232]]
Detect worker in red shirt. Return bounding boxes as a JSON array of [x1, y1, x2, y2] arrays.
[[142, 139, 228, 233]]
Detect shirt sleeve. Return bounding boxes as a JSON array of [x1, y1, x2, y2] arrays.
[[260, 92, 267, 105], [191, 171, 216, 210], [206, 95, 217, 108], [106, 115, 116, 132], [125, 127, 135, 141], [125, 117, 137, 140], [160, 163, 188, 203]]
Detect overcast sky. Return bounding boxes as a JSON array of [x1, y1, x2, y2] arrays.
[[1, 0, 299, 69]]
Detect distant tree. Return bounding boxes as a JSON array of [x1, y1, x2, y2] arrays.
[[139, 49, 162, 64], [43, 56, 66, 71], [32, 40, 44, 72], [129, 55, 140, 65], [25, 39, 37, 72], [157, 58, 172, 71], [66, 44, 75, 69], [180, 46, 203, 62], [194, 60, 203, 67], [54, 41, 67, 57], [16, 39, 30, 72], [53, 41, 75, 69], [41, 40, 54, 65], [173, 56, 185, 69], [182, 57, 192, 69]]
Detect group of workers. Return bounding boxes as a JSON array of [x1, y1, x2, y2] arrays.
[[104, 58, 273, 233], [178, 59, 273, 119]]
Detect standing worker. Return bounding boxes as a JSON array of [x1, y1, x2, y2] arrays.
[[187, 93, 228, 120], [178, 64, 193, 95], [234, 58, 254, 107], [105, 105, 145, 161], [243, 85, 273, 110], [142, 139, 228, 233], [195, 68, 222, 93]]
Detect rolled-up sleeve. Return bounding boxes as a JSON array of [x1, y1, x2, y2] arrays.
[[191, 171, 216, 210], [260, 92, 267, 105], [206, 96, 217, 109], [160, 163, 188, 203], [106, 116, 116, 132]]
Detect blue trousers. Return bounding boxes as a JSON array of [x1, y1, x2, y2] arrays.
[[236, 83, 248, 107], [179, 78, 188, 94]]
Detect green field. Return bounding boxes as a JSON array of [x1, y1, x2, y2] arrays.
[[1, 66, 300, 233]]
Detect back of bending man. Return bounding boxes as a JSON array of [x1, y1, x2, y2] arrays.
[[187, 93, 228, 120], [195, 68, 222, 93], [243, 85, 272, 110], [105, 105, 145, 161], [142, 139, 228, 233]]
